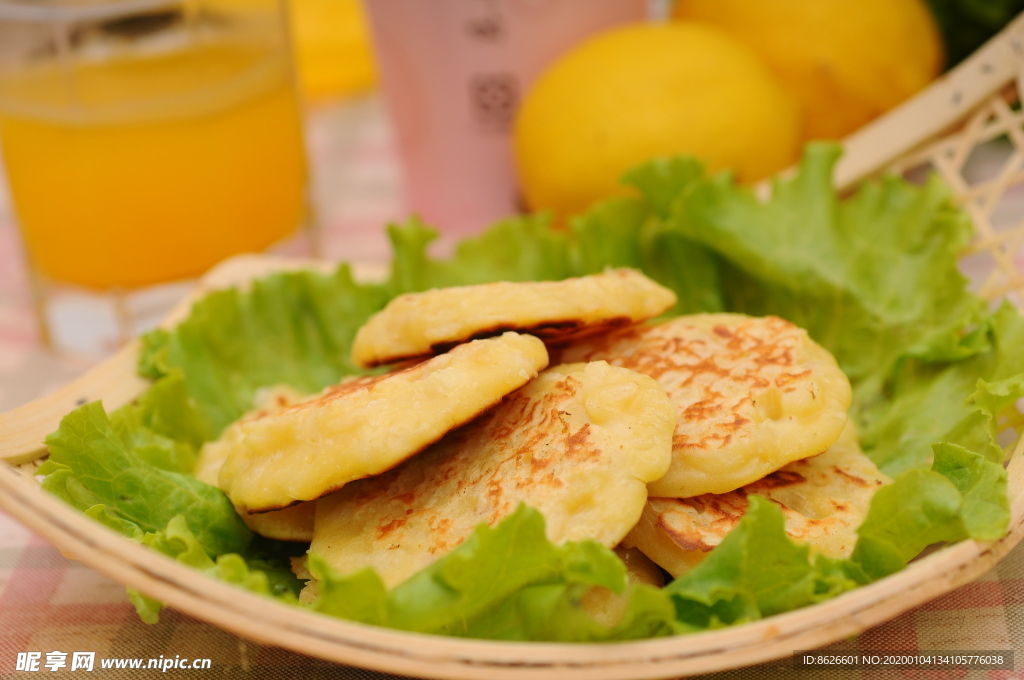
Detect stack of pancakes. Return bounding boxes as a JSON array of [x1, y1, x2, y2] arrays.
[[194, 268, 888, 600]]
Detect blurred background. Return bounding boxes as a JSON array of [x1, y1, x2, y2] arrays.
[[0, 0, 1022, 393]]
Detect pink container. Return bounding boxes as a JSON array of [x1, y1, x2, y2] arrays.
[[363, 0, 647, 239]]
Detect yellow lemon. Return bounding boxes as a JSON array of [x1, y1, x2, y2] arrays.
[[513, 22, 800, 218], [673, 0, 943, 140]]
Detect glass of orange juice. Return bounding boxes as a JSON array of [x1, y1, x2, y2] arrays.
[[0, 0, 312, 355]]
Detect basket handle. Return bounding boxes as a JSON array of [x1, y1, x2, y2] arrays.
[[833, 11, 1024, 191]]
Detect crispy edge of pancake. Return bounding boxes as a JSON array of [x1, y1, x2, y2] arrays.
[[215, 332, 549, 513], [240, 502, 316, 542], [558, 313, 853, 497], [351, 269, 677, 368], [623, 423, 890, 578], [303, 361, 677, 590]]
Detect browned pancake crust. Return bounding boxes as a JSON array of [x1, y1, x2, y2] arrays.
[[307, 361, 676, 589], [558, 313, 852, 497], [212, 333, 549, 513], [624, 424, 888, 576]]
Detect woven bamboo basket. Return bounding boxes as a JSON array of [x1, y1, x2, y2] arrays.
[[2, 13, 1024, 680]]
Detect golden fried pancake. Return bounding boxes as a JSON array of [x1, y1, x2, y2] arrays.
[[306, 361, 677, 589], [195, 385, 315, 541], [559, 314, 851, 497], [351, 269, 676, 368], [624, 423, 888, 577], [215, 332, 549, 514]]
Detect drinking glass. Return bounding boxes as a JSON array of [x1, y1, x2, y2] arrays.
[[0, 0, 313, 355]]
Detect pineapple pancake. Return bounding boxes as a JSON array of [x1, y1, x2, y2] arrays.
[[558, 313, 852, 498], [351, 268, 677, 368], [305, 361, 677, 590], [215, 332, 549, 514], [624, 423, 889, 577], [195, 385, 315, 541]]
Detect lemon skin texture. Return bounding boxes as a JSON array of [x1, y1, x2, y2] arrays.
[[673, 0, 943, 140], [513, 23, 800, 218]]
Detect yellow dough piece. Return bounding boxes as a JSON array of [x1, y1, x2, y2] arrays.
[[351, 269, 677, 368], [559, 314, 852, 497], [195, 384, 315, 542], [214, 332, 549, 513]]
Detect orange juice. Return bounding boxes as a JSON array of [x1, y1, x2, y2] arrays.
[[0, 41, 307, 289]]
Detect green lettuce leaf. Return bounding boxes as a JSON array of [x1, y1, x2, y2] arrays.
[[41, 345, 314, 622], [859, 303, 1024, 476], [387, 215, 573, 294], [39, 400, 251, 557], [666, 496, 860, 629], [130, 516, 302, 623], [850, 470, 967, 581], [309, 505, 680, 641], [139, 264, 390, 438], [648, 144, 985, 420], [850, 440, 1010, 582], [110, 373, 206, 472], [932, 443, 1009, 541]]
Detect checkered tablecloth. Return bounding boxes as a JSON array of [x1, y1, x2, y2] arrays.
[[1, 97, 1024, 680]]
